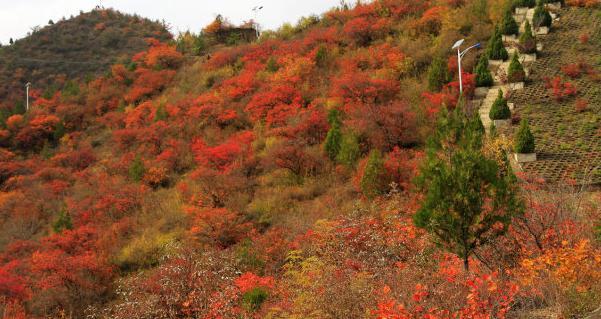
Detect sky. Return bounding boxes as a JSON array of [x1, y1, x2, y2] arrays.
[[0, 0, 342, 44]]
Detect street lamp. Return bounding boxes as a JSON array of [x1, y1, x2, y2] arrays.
[[25, 82, 32, 111], [452, 39, 481, 95], [252, 5, 264, 39]]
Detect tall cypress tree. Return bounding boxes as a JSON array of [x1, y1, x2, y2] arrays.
[[414, 106, 522, 271]]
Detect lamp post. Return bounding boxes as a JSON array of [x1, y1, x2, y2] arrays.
[[452, 39, 481, 96], [252, 6, 264, 39], [25, 82, 31, 111]]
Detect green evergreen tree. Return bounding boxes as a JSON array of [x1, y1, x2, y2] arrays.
[[507, 52, 525, 83], [500, 8, 519, 35], [193, 34, 207, 55], [514, 0, 536, 8], [427, 56, 451, 92], [360, 150, 386, 199], [514, 119, 535, 153], [315, 45, 329, 68], [487, 26, 509, 61], [13, 100, 26, 115], [52, 121, 66, 143], [128, 155, 146, 182], [62, 80, 80, 97], [474, 55, 494, 87], [324, 109, 343, 161], [336, 132, 360, 167], [518, 21, 537, 54], [242, 287, 269, 312], [53, 209, 73, 233], [533, 2, 552, 28], [414, 107, 522, 271], [265, 56, 279, 73], [0, 107, 9, 129], [154, 105, 168, 122], [327, 108, 341, 127], [489, 90, 511, 120]]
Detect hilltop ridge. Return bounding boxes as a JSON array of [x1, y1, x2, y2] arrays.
[[0, 8, 171, 108]]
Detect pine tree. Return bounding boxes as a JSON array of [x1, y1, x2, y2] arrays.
[[315, 45, 329, 68], [266, 56, 279, 73], [475, 55, 493, 87], [324, 109, 342, 161], [487, 26, 509, 61], [507, 52, 525, 83], [514, 0, 536, 8], [414, 106, 522, 271], [336, 132, 360, 167], [52, 121, 66, 143], [533, 2, 552, 29], [154, 105, 168, 122], [13, 101, 26, 115], [53, 209, 73, 233], [489, 90, 511, 120], [519, 21, 537, 54], [360, 150, 386, 199], [0, 107, 9, 129], [129, 156, 146, 182], [500, 8, 519, 36], [514, 119, 535, 153], [427, 56, 451, 92]]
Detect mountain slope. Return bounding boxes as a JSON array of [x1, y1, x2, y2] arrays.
[[0, 2, 600, 319], [0, 8, 171, 107]]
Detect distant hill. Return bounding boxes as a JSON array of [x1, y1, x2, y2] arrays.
[[0, 8, 171, 109]]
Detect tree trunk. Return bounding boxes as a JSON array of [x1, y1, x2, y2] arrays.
[[464, 254, 470, 272]]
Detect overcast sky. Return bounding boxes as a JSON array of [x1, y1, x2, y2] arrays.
[[0, 0, 342, 44]]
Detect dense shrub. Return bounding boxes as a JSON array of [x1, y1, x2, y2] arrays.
[[475, 55, 493, 87], [427, 56, 451, 91], [507, 53, 526, 83], [487, 26, 509, 61], [514, 119, 535, 153], [533, 2, 553, 28], [489, 90, 511, 120], [500, 8, 519, 35], [519, 21, 537, 54], [514, 0, 536, 8], [359, 150, 386, 199]]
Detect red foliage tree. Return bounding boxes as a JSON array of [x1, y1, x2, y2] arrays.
[[245, 85, 303, 126], [192, 131, 255, 173], [332, 70, 399, 106], [30, 226, 113, 316]]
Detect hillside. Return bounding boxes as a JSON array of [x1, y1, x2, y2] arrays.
[[0, 8, 171, 109], [509, 7, 601, 184], [0, 1, 600, 319]]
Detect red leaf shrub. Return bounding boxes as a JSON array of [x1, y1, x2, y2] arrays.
[[192, 131, 255, 172], [545, 76, 578, 101], [574, 98, 588, 113], [560, 62, 590, 79], [245, 85, 303, 126]]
